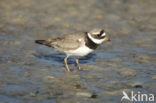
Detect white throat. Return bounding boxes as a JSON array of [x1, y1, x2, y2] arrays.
[[87, 33, 105, 44]]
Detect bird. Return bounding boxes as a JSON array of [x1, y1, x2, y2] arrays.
[[35, 29, 110, 72]]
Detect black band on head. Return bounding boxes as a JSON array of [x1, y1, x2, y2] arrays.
[[100, 30, 104, 35]]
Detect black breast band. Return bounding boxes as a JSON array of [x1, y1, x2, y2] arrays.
[[85, 32, 99, 50]]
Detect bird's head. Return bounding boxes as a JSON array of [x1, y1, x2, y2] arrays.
[[87, 29, 110, 44]]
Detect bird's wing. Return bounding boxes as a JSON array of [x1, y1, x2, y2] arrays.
[[50, 33, 85, 50]]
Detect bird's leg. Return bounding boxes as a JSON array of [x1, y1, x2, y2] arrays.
[[76, 57, 81, 70], [64, 56, 70, 72]]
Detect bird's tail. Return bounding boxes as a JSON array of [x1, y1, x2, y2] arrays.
[[35, 40, 46, 44], [35, 40, 51, 47]]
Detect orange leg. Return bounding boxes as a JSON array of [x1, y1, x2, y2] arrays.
[[76, 57, 81, 70], [64, 56, 70, 72]]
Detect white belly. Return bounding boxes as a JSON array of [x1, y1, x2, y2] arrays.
[[65, 45, 93, 56]]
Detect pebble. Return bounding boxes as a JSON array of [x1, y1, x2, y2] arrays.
[[76, 92, 92, 97], [23, 72, 31, 77], [0, 24, 5, 29], [152, 76, 156, 80], [43, 75, 55, 82], [29, 92, 36, 97], [76, 92, 97, 98], [13, 41, 21, 45], [119, 70, 136, 77], [128, 82, 143, 88]]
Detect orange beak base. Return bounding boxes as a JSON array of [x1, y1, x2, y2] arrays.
[[104, 36, 111, 41]]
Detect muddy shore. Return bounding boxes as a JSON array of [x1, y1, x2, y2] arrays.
[[0, 0, 156, 103]]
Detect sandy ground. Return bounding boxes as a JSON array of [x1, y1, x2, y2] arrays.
[[0, 0, 156, 103]]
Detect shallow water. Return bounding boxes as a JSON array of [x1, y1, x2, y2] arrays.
[[0, 0, 156, 103]]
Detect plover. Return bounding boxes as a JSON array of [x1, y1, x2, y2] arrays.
[[35, 29, 110, 71]]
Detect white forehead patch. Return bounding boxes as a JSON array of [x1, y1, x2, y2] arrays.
[[101, 32, 106, 36], [87, 33, 105, 44], [92, 32, 100, 35]]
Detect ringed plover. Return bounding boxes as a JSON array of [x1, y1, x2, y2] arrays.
[[35, 29, 110, 71]]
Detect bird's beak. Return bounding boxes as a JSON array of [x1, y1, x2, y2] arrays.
[[104, 36, 111, 41]]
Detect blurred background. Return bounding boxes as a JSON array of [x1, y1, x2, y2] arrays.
[[0, 0, 156, 103]]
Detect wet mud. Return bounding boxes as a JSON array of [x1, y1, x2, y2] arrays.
[[0, 0, 156, 103]]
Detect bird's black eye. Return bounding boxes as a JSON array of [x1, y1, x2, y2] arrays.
[[100, 30, 104, 35], [97, 30, 104, 37]]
